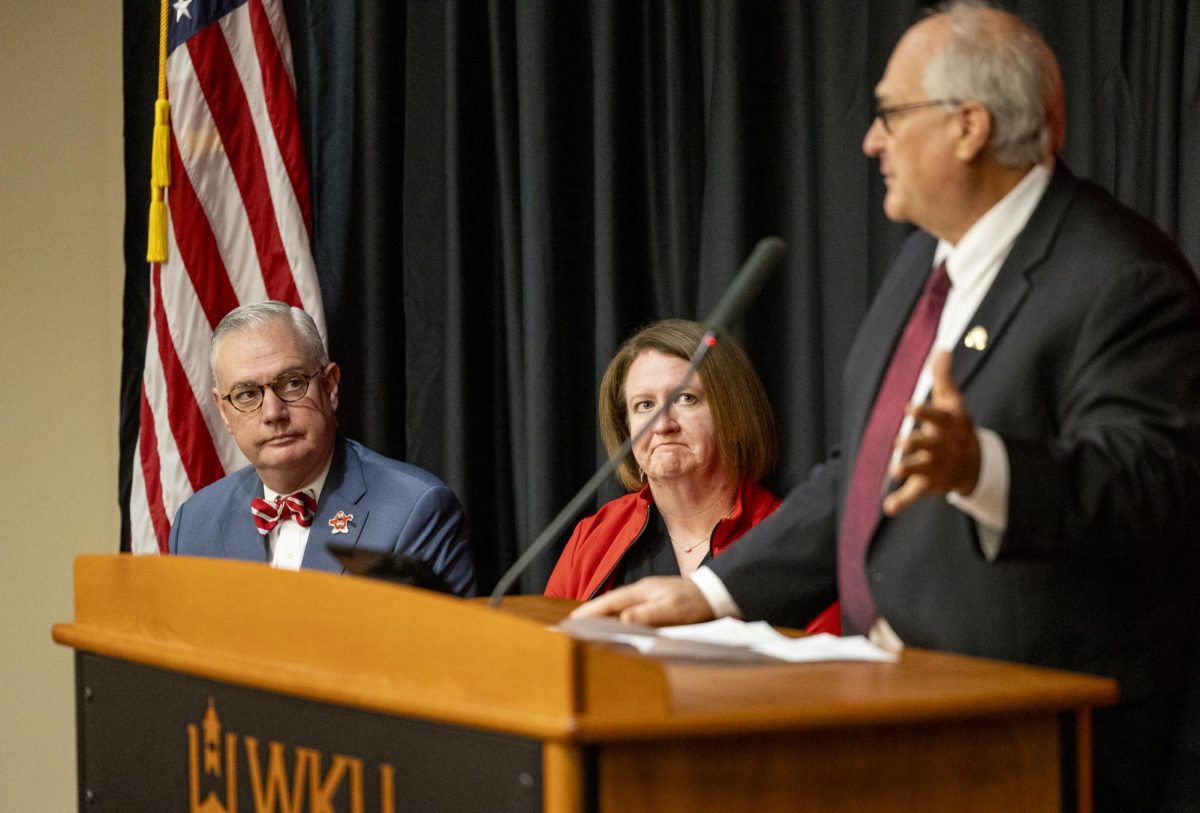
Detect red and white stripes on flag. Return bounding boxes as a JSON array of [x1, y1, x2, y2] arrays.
[[131, 0, 325, 553]]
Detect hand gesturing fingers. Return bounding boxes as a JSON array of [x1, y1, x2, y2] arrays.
[[883, 351, 980, 515]]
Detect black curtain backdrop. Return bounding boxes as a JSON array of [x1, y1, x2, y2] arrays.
[[121, 0, 1200, 594]]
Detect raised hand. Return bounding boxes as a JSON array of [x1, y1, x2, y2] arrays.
[[883, 351, 981, 516]]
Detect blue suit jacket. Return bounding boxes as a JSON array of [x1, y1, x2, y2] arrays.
[[169, 436, 475, 596]]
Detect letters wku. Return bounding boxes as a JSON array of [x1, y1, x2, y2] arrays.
[[186, 698, 397, 813]]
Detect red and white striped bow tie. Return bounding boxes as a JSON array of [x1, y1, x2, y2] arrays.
[[250, 491, 317, 536]]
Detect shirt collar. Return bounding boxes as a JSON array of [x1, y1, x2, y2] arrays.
[[262, 457, 333, 506], [933, 159, 1053, 286]]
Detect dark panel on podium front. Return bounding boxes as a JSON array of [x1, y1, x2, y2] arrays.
[[74, 652, 543, 812]]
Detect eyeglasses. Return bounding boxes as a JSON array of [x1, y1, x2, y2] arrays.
[[874, 98, 960, 134], [221, 368, 324, 413]]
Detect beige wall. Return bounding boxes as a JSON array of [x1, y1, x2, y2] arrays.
[[0, 2, 124, 809]]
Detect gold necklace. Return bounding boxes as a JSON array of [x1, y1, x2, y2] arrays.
[[669, 534, 711, 554], [665, 496, 734, 554]]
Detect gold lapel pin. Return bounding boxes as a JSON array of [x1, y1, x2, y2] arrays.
[[964, 325, 989, 351]]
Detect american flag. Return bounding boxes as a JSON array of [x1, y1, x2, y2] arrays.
[[130, 0, 325, 553]]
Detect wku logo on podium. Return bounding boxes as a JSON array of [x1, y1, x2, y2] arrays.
[[186, 697, 398, 813]]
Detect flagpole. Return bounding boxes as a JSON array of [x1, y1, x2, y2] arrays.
[[147, 0, 170, 263]]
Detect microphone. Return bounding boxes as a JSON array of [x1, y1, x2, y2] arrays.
[[488, 237, 788, 606], [326, 543, 455, 594]]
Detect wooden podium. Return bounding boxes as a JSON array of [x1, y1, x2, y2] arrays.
[[53, 555, 1116, 812]]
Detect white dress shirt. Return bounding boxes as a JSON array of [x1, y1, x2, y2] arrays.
[[693, 162, 1054, 627], [262, 462, 332, 571]]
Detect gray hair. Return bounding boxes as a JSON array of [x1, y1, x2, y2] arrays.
[[924, 1, 1065, 168], [210, 301, 329, 383]]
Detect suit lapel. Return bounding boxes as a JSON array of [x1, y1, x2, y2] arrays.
[[303, 438, 370, 571], [844, 235, 938, 457], [950, 163, 1078, 390], [218, 471, 270, 563]]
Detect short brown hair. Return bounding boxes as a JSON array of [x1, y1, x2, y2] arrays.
[[598, 319, 777, 491]]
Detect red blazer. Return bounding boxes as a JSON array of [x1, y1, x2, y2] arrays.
[[545, 479, 840, 634]]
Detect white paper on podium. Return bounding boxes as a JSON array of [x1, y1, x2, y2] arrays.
[[656, 617, 784, 646], [556, 616, 897, 663], [750, 632, 898, 663]]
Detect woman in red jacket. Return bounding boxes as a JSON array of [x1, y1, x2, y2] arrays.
[[545, 319, 838, 634]]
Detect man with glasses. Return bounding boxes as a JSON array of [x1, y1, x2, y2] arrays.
[[169, 301, 475, 596], [575, 2, 1200, 807]]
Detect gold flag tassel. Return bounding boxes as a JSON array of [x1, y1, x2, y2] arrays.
[[147, 0, 171, 262]]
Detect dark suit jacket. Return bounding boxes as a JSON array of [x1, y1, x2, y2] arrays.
[[711, 163, 1200, 809], [169, 436, 475, 596]]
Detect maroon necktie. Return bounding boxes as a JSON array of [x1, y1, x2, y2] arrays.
[[838, 261, 951, 633], [250, 491, 317, 536]]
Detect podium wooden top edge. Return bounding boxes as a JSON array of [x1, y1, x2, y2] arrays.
[[52, 554, 672, 739], [52, 554, 1118, 744]]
